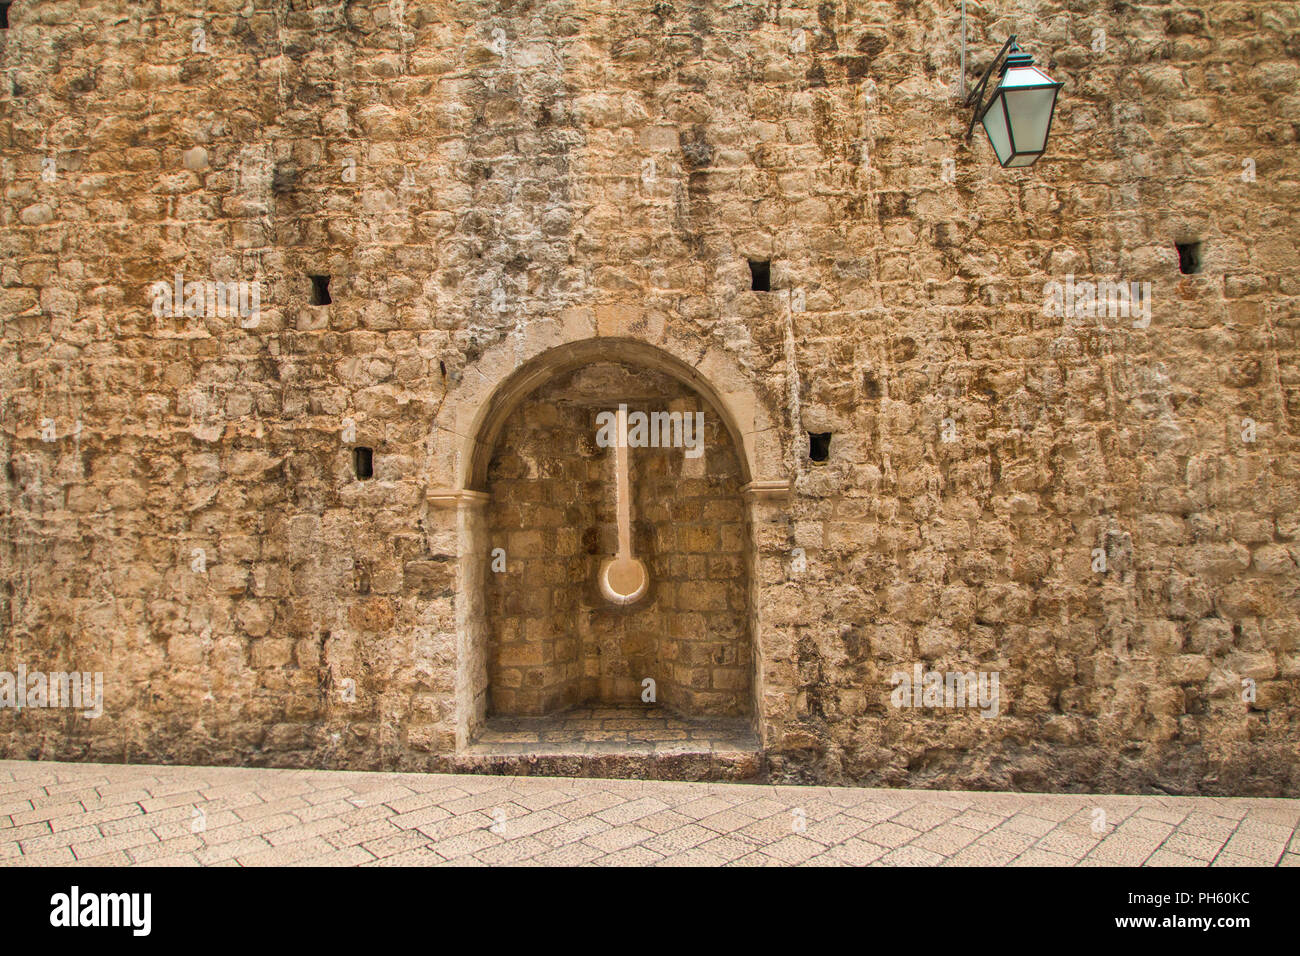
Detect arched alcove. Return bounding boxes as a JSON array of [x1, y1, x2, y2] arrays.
[[429, 331, 791, 760], [481, 360, 752, 731]]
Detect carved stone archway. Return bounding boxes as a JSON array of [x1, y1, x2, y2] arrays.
[[425, 310, 790, 751]]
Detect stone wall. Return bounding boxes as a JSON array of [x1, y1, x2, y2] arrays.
[[0, 0, 1297, 794], [484, 362, 751, 718]]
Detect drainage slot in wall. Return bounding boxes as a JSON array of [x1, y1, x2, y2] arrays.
[[749, 260, 771, 292], [0, 4, 9, 29], [808, 432, 831, 462], [353, 447, 373, 480], [1176, 242, 1202, 275], [310, 275, 332, 305]]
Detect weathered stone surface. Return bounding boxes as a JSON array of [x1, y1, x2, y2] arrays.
[[0, 1, 1297, 796]]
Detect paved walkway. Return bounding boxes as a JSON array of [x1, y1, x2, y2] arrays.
[[1, 759, 1297, 867]]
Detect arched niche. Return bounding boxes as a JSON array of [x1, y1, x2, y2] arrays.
[[426, 328, 790, 752]]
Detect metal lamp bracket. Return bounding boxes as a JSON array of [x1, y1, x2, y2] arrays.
[[963, 34, 1020, 141]]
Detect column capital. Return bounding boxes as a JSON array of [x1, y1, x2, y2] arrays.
[[427, 488, 491, 509], [741, 479, 791, 505]]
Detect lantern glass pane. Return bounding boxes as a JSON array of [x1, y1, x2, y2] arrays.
[[999, 64, 1057, 89], [1002, 85, 1058, 155], [981, 97, 1013, 165]]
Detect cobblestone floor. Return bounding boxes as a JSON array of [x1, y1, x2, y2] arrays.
[[468, 703, 759, 755], [2, 759, 1297, 867]]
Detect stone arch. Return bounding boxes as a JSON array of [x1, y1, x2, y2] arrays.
[[426, 313, 791, 751], [466, 339, 754, 491], [425, 309, 787, 501]]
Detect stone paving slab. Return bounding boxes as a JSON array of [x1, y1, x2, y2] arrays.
[[0, 760, 1296, 867], [467, 703, 759, 757]]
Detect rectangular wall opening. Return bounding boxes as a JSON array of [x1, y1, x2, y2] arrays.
[[353, 447, 373, 480], [749, 260, 771, 292], [310, 274, 332, 305], [1176, 242, 1202, 275]]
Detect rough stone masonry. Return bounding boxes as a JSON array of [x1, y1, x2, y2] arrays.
[[0, 1, 1297, 796]]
